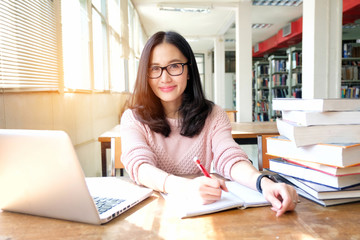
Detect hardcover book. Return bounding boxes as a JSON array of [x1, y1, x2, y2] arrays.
[[284, 158, 360, 176], [269, 158, 360, 189], [278, 174, 360, 200], [266, 136, 360, 168], [281, 110, 360, 126], [269, 172, 360, 207], [272, 98, 360, 112], [276, 119, 360, 147], [290, 186, 360, 207]]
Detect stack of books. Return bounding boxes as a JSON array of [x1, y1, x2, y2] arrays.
[[266, 98, 360, 206]]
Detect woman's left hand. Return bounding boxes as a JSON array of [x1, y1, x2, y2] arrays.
[[261, 178, 299, 217]]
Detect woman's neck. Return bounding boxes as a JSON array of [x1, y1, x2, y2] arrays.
[[164, 107, 179, 119], [162, 101, 181, 119]]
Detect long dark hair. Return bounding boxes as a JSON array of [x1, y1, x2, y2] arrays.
[[129, 31, 213, 137]]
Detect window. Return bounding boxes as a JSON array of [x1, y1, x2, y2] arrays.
[[92, 0, 109, 91], [1, 0, 144, 93], [62, 0, 129, 92], [127, 0, 136, 92], [108, 0, 125, 92], [127, 0, 145, 92], [195, 53, 205, 87], [0, 0, 61, 92], [62, 0, 91, 90]]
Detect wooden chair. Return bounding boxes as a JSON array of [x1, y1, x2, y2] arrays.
[[225, 110, 237, 122], [258, 134, 279, 170]]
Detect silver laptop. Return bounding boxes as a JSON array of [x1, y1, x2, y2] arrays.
[[0, 129, 153, 225]]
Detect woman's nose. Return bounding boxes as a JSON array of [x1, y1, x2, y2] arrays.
[[160, 70, 172, 83]]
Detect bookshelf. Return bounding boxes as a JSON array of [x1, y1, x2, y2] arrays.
[[252, 65, 255, 121], [268, 55, 288, 120], [252, 46, 302, 121], [341, 57, 360, 98], [253, 61, 269, 121], [287, 47, 302, 98]]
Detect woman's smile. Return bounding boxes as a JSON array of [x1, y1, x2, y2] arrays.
[[159, 85, 177, 92]]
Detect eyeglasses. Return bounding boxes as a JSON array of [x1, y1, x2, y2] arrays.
[[147, 62, 188, 79]]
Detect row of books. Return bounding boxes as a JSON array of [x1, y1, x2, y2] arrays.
[[343, 43, 360, 58], [291, 52, 302, 69], [257, 89, 269, 100], [257, 73, 300, 88], [272, 74, 288, 86], [256, 64, 269, 75], [341, 65, 360, 81], [291, 88, 302, 98], [256, 100, 269, 112], [256, 77, 269, 87], [291, 73, 302, 85], [341, 86, 360, 99], [254, 112, 269, 122], [271, 59, 287, 72], [266, 98, 360, 206], [271, 88, 288, 98]]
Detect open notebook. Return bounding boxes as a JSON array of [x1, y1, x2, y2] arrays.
[[164, 181, 270, 218], [0, 129, 153, 225]]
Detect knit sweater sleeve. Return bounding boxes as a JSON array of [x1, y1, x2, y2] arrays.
[[210, 106, 250, 180], [119, 109, 158, 183]]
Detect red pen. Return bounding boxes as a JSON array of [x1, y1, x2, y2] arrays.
[[193, 157, 211, 178]]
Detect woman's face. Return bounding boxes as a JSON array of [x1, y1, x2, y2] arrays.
[[148, 42, 188, 113]]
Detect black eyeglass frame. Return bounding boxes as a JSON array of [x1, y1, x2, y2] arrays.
[[147, 62, 189, 79]]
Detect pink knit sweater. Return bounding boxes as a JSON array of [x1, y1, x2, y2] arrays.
[[120, 105, 249, 183]]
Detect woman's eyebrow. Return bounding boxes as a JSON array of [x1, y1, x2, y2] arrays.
[[149, 59, 184, 66]]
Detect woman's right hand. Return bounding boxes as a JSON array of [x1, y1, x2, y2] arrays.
[[183, 176, 228, 205]]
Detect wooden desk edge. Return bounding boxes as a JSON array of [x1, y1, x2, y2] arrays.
[[231, 132, 278, 139]]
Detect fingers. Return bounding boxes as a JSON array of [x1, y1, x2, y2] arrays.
[[205, 176, 229, 192], [194, 177, 226, 204], [266, 193, 283, 212], [264, 183, 299, 217], [219, 179, 229, 192]]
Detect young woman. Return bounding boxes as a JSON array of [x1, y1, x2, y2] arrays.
[[120, 31, 298, 216]]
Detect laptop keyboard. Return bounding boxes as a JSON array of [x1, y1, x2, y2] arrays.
[[93, 196, 125, 214]]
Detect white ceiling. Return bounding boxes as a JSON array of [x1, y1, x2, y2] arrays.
[[132, 0, 304, 52]]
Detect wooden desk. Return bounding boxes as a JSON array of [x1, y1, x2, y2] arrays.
[[231, 122, 278, 170], [231, 121, 278, 141], [98, 122, 279, 176], [1, 190, 359, 239]]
